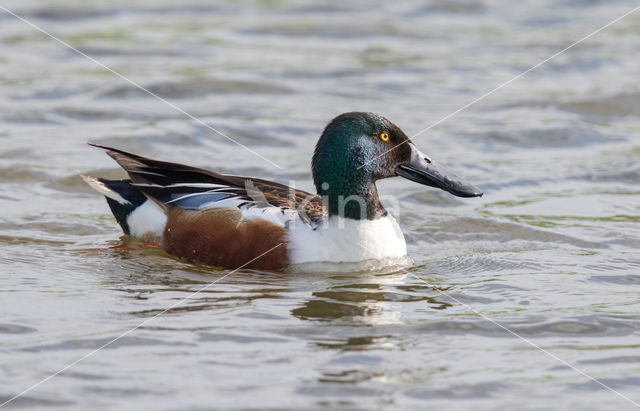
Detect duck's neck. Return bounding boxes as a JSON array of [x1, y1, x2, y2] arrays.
[[318, 178, 387, 220]]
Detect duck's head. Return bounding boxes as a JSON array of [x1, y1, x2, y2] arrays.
[[312, 112, 482, 219]]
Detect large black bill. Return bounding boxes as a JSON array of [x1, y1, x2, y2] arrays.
[[396, 144, 483, 198]]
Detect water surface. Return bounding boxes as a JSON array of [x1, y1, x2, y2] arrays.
[[1, 0, 639, 409]]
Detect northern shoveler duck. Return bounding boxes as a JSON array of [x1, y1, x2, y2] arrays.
[[81, 112, 482, 270]]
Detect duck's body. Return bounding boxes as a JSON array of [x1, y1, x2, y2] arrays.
[[83, 112, 481, 270]]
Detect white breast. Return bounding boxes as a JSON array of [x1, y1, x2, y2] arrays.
[[286, 215, 407, 264]]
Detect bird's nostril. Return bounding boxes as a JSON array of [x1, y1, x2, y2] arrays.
[[423, 156, 432, 164]]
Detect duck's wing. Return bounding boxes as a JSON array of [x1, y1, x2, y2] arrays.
[[89, 143, 324, 228]]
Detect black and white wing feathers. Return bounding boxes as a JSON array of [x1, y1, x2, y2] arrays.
[[89, 143, 324, 227]]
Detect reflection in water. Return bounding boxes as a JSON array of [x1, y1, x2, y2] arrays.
[[292, 272, 453, 324], [292, 272, 409, 325], [290, 270, 457, 358]]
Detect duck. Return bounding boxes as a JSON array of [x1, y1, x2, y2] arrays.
[[81, 112, 482, 270]]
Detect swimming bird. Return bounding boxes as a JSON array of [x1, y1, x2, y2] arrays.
[[81, 112, 482, 270]]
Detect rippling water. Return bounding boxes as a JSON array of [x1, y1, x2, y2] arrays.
[[1, 0, 640, 409]]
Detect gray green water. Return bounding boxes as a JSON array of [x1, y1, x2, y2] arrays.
[[1, 0, 640, 409]]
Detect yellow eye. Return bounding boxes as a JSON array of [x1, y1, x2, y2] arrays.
[[379, 132, 389, 142]]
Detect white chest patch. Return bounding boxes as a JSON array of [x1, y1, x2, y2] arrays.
[[287, 215, 407, 264], [127, 200, 167, 241]]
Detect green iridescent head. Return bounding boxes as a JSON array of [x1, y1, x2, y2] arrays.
[[311, 112, 413, 220], [311, 112, 482, 220]]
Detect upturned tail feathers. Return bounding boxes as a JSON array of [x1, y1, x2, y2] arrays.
[[79, 173, 147, 235]]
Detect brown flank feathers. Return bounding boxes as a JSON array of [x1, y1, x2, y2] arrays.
[[163, 208, 289, 270]]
